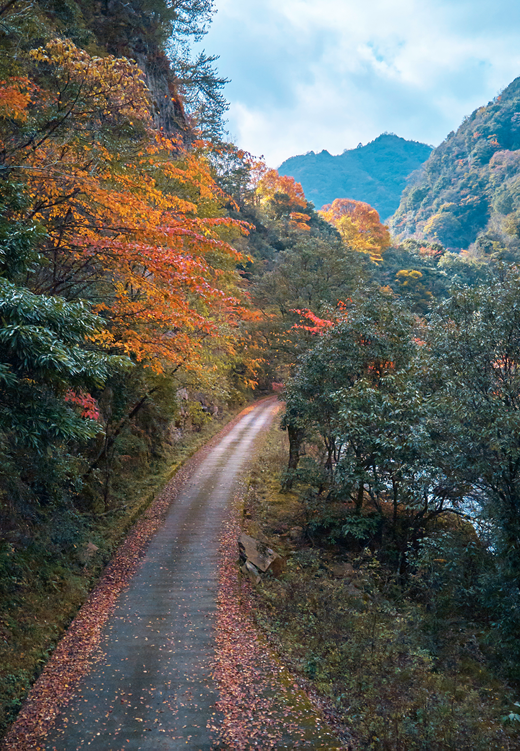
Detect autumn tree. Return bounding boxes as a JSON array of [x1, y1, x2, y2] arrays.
[[0, 39, 247, 376], [319, 198, 391, 262], [256, 168, 311, 230]]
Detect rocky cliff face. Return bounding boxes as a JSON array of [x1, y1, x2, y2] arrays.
[[35, 0, 191, 138]]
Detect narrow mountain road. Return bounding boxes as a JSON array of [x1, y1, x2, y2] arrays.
[[41, 399, 279, 751], [3, 398, 346, 750]]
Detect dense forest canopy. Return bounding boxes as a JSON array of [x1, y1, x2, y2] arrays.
[[390, 76, 520, 254]]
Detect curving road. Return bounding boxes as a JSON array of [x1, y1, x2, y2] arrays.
[[44, 399, 279, 750]]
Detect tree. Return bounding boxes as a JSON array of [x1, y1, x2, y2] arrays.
[[418, 272, 520, 675], [255, 168, 310, 229], [1, 39, 247, 375], [0, 30, 248, 520], [333, 371, 464, 565], [282, 290, 414, 488], [0, 278, 128, 451], [319, 198, 391, 262], [282, 289, 472, 564], [423, 272, 520, 571]]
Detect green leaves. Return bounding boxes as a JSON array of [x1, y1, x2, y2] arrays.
[[0, 278, 130, 387], [0, 278, 132, 452]]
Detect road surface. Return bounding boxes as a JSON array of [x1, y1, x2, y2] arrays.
[[45, 399, 279, 750]]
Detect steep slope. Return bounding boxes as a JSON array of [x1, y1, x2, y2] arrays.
[[278, 134, 432, 220], [28, 0, 191, 135], [29, 0, 225, 139], [390, 77, 520, 250]]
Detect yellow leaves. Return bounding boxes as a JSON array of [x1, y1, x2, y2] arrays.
[[396, 269, 423, 286], [289, 211, 311, 231], [254, 168, 311, 230], [89, 328, 115, 347], [29, 38, 152, 127], [256, 168, 307, 210], [319, 198, 391, 262]]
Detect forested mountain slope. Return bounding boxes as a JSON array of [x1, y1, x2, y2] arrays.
[[278, 134, 432, 220], [390, 76, 520, 251], [18, 0, 227, 139], [0, 0, 247, 735]]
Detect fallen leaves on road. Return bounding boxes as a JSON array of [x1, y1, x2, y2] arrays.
[[210, 501, 345, 749], [1, 406, 258, 751]]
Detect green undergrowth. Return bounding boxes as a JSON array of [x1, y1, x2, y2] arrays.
[[242, 420, 520, 750], [0, 404, 242, 740]]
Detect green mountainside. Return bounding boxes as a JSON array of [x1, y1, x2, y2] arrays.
[[278, 134, 432, 220], [390, 77, 520, 251]]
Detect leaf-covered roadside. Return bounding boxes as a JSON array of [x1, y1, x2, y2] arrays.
[[211, 497, 351, 749]]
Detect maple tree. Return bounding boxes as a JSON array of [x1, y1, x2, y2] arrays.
[[319, 198, 391, 261], [1, 39, 248, 376]]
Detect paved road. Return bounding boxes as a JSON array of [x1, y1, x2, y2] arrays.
[[45, 399, 279, 751]]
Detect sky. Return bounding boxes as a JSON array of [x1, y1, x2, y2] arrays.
[[196, 0, 520, 167]]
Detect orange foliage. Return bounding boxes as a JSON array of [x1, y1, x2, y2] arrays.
[[255, 168, 310, 229], [319, 198, 391, 262], [288, 211, 311, 231], [0, 76, 35, 122], [4, 40, 250, 374], [256, 168, 307, 209], [291, 308, 334, 335]]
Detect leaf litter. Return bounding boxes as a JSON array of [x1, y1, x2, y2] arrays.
[[210, 500, 349, 749]]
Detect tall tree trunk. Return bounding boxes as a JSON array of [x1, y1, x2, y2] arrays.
[[355, 481, 364, 511], [284, 425, 304, 489]]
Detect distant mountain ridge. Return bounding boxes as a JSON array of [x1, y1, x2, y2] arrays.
[[278, 134, 433, 221], [390, 77, 520, 250]]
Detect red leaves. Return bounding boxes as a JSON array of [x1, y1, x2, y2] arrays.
[[64, 390, 100, 420], [291, 309, 334, 335], [1, 408, 257, 750], [210, 506, 344, 749]]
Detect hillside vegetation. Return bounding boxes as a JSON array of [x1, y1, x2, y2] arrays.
[[0, 0, 252, 736], [278, 134, 432, 220], [2, 2, 520, 747], [390, 77, 520, 252]]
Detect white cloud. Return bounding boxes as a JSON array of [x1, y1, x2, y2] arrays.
[[198, 0, 520, 165]]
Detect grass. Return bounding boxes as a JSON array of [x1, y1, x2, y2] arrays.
[[241, 419, 520, 750]]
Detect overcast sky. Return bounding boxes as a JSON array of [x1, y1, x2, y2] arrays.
[[196, 0, 520, 167]]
